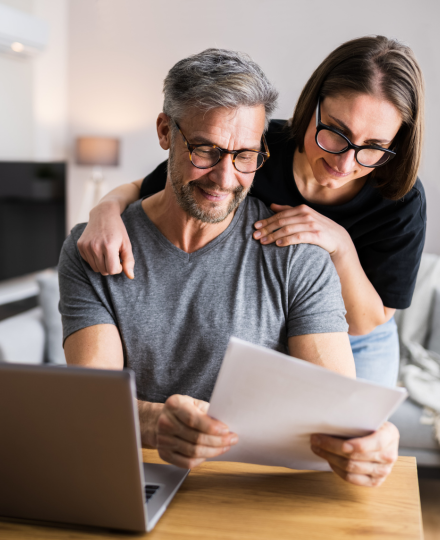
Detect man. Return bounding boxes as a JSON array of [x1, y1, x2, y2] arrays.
[[59, 49, 398, 487]]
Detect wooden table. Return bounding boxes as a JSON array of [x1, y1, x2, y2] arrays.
[[0, 451, 423, 540]]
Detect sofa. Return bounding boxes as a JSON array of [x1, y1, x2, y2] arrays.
[[0, 258, 439, 467]]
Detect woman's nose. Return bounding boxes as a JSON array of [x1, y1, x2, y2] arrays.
[[335, 149, 357, 173]]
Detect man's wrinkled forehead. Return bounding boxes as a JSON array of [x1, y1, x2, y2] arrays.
[[178, 105, 266, 150]]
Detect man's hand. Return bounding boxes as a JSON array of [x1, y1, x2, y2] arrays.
[[153, 395, 238, 469], [310, 421, 399, 487]]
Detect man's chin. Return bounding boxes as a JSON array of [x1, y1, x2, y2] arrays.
[[190, 203, 234, 224]]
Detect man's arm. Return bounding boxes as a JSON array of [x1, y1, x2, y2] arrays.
[[288, 332, 355, 378], [288, 332, 399, 487], [64, 325, 237, 468]]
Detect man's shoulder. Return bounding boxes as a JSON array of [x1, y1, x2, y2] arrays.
[[242, 195, 274, 221], [242, 197, 330, 257], [62, 222, 87, 257]]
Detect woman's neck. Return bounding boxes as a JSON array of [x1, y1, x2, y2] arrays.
[[292, 148, 368, 206]]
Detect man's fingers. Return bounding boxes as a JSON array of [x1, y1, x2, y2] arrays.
[[328, 463, 387, 488], [166, 395, 229, 436], [310, 424, 399, 463], [157, 448, 205, 470], [157, 433, 231, 459], [340, 422, 399, 456], [158, 411, 237, 448], [311, 445, 393, 478]]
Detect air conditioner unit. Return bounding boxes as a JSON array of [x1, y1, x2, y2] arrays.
[[0, 4, 48, 57]]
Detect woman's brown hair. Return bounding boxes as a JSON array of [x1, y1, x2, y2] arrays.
[[290, 36, 424, 200]]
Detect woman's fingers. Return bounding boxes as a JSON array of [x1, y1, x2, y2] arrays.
[[255, 223, 320, 245], [120, 239, 135, 279], [254, 204, 311, 231]]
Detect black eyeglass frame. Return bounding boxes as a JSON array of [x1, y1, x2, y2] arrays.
[[174, 120, 270, 174], [315, 96, 396, 168]]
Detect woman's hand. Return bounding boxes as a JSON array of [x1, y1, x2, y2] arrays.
[[77, 201, 135, 279], [310, 422, 399, 487], [253, 203, 353, 259]]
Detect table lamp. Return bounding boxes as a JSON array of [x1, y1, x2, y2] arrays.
[[75, 136, 120, 223]]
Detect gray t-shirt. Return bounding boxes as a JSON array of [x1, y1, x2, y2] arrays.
[[59, 196, 348, 402]]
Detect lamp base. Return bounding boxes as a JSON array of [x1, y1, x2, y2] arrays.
[[76, 167, 108, 224]]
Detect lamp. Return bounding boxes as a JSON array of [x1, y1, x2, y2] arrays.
[[75, 137, 120, 223]]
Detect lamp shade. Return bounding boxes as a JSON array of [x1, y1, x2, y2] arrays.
[[75, 137, 120, 166]]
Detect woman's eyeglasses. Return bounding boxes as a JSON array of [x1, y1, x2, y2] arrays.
[[315, 97, 396, 168], [174, 121, 270, 174]]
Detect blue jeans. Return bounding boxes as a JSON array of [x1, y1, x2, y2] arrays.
[[349, 317, 399, 388]]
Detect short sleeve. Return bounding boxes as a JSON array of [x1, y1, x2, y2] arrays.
[[357, 182, 426, 309], [286, 244, 348, 337], [58, 225, 117, 343]]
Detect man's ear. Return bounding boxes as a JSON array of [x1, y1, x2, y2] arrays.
[[157, 113, 172, 150]]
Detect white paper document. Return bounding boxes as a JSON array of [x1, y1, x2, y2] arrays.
[[208, 337, 408, 471]]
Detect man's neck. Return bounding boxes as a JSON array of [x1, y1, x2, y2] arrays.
[[142, 182, 237, 253]]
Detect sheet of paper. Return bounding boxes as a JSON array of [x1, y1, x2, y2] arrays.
[[208, 337, 408, 471]]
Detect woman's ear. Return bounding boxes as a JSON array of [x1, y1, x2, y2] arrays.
[[156, 113, 172, 150]]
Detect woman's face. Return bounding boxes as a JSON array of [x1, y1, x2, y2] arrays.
[[302, 93, 402, 190]]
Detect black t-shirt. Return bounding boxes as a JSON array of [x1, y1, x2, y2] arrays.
[[140, 119, 426, 309]]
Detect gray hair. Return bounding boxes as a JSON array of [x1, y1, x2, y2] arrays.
[[163, 48, 278, 130]]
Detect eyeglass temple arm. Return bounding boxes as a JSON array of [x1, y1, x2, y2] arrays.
[[316, 96, 321, 127]]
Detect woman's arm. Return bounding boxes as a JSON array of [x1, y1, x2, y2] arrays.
[[253, 204, 395, 335], [77, 179, 142, 279]]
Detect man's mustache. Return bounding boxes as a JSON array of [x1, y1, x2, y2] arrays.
[[188, 179, 245, 195]]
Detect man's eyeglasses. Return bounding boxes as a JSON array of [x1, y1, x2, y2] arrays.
[[315, 97, 396, 168], [174, 121, 270, 174]]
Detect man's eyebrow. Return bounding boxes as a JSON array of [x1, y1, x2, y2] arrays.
[[190, 135, 216, 145], [328, 114, 391, 145], [188, 134, 263, 150]]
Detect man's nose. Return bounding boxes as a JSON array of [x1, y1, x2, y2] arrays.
[[335, 149, 357, 173], [208, 153, 240, 189]]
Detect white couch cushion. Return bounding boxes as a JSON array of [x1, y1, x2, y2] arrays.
[[0, 307, 45, 364], [37, 271, 65, 364], [427, 288, 440, 355]]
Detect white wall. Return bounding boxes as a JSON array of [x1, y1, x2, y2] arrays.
[[32, 0, 68, 161], [0, 0, 34, 160], [0, 0, 68, 161]]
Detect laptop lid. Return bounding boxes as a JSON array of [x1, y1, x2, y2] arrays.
[[0, 364, 147, 532]]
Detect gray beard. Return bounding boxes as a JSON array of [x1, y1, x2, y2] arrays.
[[168, 147, 250, 224]]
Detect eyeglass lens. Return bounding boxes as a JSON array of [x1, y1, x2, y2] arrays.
[[316, 130, 391, 167], [191, 146, 265, 173]]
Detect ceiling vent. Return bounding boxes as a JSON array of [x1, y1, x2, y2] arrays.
[[0, 4, 48, 57]]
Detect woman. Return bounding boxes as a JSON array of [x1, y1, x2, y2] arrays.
[[77, 35, 426, 388]]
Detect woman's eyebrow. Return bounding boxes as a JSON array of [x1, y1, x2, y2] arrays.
[[328, 114, 391, 145]]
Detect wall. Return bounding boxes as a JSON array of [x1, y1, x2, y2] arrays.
[[0, 0, 68, 161], [32, 0, 68, 161], [0, 0, 34, 160]]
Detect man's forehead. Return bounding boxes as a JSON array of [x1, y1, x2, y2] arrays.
[[180, 106, 266, 148]]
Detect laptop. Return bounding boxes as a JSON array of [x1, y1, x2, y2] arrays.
[[0, 363, 189, 532]]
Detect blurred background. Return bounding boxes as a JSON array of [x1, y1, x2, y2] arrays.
[[0, 1, 439, 537]]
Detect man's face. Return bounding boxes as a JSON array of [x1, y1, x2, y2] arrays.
[[167, 106, 266, 224]]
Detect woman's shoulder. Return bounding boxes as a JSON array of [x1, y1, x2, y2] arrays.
[[266, 119, 291, 147], [381, 177, 426, 225]]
